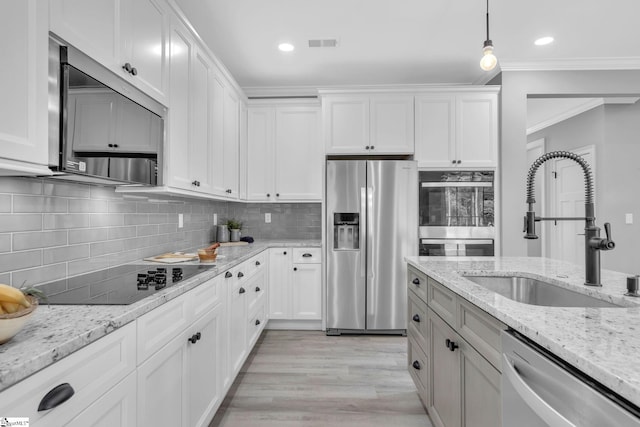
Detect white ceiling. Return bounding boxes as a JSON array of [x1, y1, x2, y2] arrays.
[[174, 0, 640, 93]]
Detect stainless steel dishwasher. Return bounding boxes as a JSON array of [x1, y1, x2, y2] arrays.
[[502, 330, 640, 426]]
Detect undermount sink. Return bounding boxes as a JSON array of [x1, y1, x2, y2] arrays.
[[463, 275, 622, 308]]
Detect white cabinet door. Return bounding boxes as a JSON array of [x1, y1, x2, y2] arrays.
[[50, 0, 119, 71], [268, 248, 292, 319], [323, 95, 370, 154], [246, 107, 275, 201], [292, 263, 322, 319], [165, 15, 193, 190], [0, 0, 50, 174], [274, 106, 322, 200], [228, 277, 248, 377], [189, 47, 215, 193], [223, 88, 240, 198], [415, 94, 456, 168], [67, 373, 137, 427], [71, 92, 117, 152], [456, 93, 497, 168], [369, 94, 414, 154], [210, 73, 227, 197], [187, 303, 226, 427], [120, 0, 168, 103], [136, 333, 187, 427]]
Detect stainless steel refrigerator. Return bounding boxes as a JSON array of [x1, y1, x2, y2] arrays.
[[326, 159, 417, 335]]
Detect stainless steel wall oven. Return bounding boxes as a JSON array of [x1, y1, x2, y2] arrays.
[[419, 171, 495, 256]]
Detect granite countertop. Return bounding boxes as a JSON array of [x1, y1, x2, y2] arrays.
[[406, 256, 640, 408], [0, 239, 320, 392]]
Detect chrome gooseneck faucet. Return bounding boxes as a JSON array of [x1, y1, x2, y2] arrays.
[[523, 151, 615, 286]]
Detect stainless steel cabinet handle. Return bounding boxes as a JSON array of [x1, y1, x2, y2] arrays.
[[502, 354, 576, 427], [38, 383, 75, 411]]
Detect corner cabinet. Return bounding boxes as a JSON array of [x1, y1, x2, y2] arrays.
[[414, 90, 499, 168], [0, 0, 52, 176], [50, 0, 169, 104], [321, 93, 414, 155], [246, 100, 322, 202], [407, 265, 505, 427]]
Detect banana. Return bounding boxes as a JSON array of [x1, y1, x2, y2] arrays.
[[0, 284, 30, 308], [0, 301, 21, 314]]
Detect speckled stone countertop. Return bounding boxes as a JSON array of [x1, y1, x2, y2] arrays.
[[0, 239, 320, 392], [406, 256, 640, 408]]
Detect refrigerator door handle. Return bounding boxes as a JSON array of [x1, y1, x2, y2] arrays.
[[366, 185, 374, 310], [360, 187, 367, 278]]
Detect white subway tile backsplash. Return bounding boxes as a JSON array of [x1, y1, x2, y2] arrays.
[[0, 177, 320, 287], [13, 195, 68, 213], [43, 213, 91, 230], [14, 230, 68, 251], [0, 214, 42, 233], [43, 244, 89, 265]]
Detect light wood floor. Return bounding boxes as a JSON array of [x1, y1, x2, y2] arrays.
[[209, 330, 432, 427]]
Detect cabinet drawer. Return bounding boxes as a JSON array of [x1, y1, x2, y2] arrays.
[[137, 293, 190, 364], [0, 323, 136, 426], [408, 289, 429, 354], [408, 266, 428, 302], [248, 301, 266, 348], [189, 275, 225, 320], [292, 247, 321, 263], [428, 277, 457, 328], [244, 251, 268, 278], [247, 271, 267, 314], [458, 299, 505, 371], [408, 336, 429, 408]]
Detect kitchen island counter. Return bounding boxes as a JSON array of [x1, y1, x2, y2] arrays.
[[406, 256, 640, 408], [0, 239, 320, 392]]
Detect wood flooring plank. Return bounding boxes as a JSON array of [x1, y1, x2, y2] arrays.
[[209, 330, 432, 427]]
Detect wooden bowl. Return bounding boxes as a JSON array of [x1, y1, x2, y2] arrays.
[[0, 295, 38, 344], [197, 248, 218, 263]]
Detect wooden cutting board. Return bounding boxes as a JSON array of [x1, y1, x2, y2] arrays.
[[144, 252, 198, 263], [218, 241, 249, 247]]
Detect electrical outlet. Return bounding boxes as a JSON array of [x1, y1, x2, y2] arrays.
[[213, 213, 217, 225], [178, 213, 184, 229], [265, 213, 271, 223], [626, 213, 633, 224]]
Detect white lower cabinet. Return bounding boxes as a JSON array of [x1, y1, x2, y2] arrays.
[[407, 266, 504, 427], [0, 322, 136, 427], [268, 247, 322, 328]]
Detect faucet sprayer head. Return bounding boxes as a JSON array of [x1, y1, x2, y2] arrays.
[[523, 211, 538, 239]]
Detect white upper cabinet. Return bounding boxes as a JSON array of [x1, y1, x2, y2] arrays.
[[415, 90, 498, 168], [246, 101, 322, 202], [0, 0, 51, 176], [50, 0, 169, 104], [322, 93, 414, 155], [222, 89, 240, 199]]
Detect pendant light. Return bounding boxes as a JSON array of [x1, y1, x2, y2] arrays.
[[480, 0, 498, 71]]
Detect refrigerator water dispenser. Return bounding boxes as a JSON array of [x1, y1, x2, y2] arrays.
[[333, 213, 359, 250]]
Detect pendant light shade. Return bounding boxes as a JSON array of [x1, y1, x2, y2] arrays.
[[480, 0, 497, 71]]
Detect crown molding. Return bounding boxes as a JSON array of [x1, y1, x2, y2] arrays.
[[500, 57, 640, 72], [526, 98, 604, 135]]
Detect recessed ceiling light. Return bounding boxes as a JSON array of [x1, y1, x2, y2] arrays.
[[278, 43, 295, 52], [534, 36, 554, 46]]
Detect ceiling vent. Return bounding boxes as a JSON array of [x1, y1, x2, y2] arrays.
[[308, 39, 338, 48]]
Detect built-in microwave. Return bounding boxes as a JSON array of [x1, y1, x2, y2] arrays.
[[48, 34, 166, 186], [419, 170, 495, 256]]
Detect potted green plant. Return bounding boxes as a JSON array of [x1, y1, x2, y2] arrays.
[[226, 219, 243, 242]]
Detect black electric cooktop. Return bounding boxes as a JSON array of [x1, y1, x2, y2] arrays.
[[39, 263, 215, 305]]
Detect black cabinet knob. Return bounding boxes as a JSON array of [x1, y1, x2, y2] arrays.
[[266, 193, 270, 197], [239, 287, 246, 294], [188, 332, 201, 344], [412, 314, 421, 323], [276, 193, 280, 197], [113, 144, 118, 148], [451, 160, 456, 164], [255, 261, 261, 266], [370, 146, 375, 150], [283, 251, 287, 255], [225, 271, 232, 278], [457, 160, 462, 164], [237, 272, 244, 278], [122, 62, 133, 73], [38, 383, 75, 411], [412, 360, 421, 370], [131, 66, 138, 76], [255, 319, 261, 326], [255, 286, 261, 292], [293, 267, 297, 271], [446, 338, 459, 351], [108, 143, 114, 148], [412, 278, 420, 285]]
